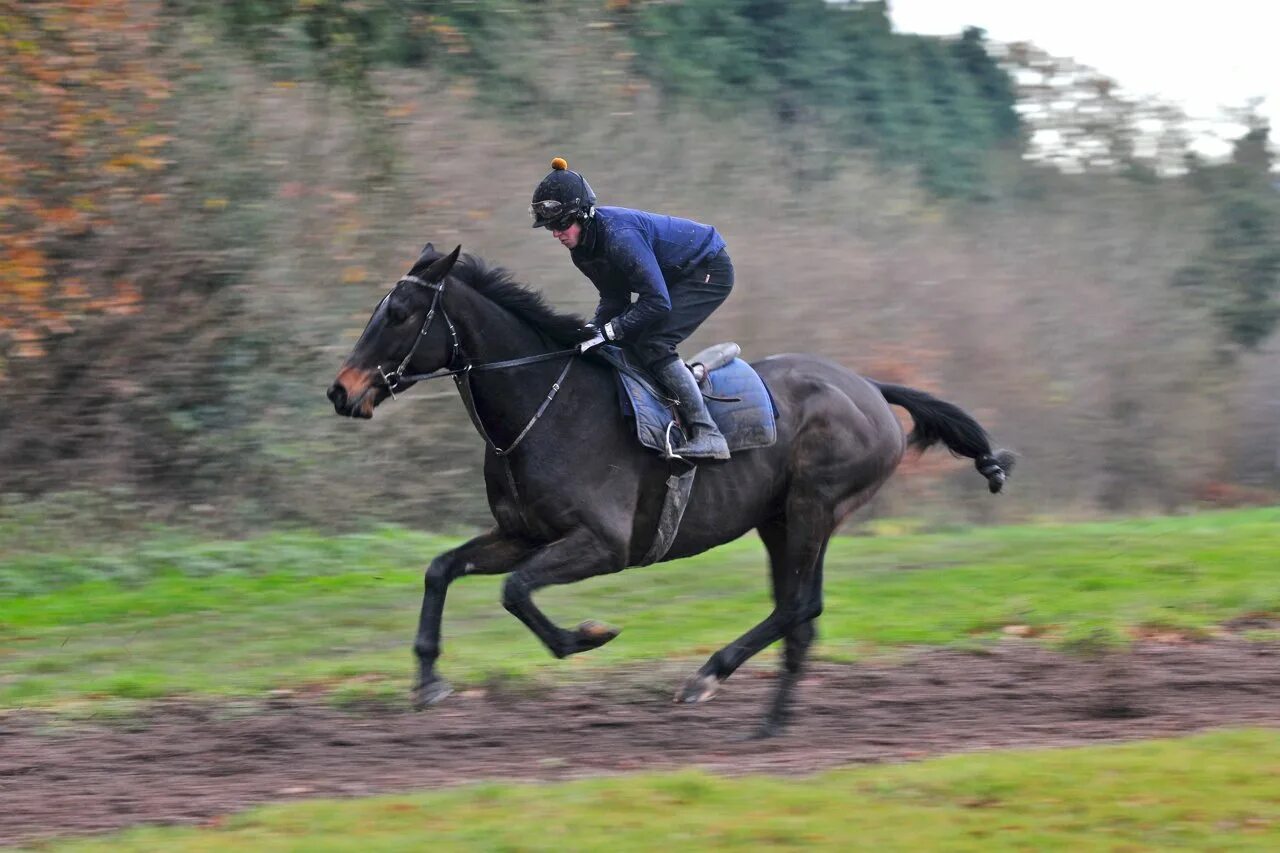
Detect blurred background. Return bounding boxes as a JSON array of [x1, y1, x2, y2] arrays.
[[2, 0, 1278, 541]]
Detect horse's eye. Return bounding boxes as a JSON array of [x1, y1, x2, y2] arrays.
[[385, 297, 410, 325]]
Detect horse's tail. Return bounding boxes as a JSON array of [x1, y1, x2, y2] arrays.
[[873, 382, 1016, 494]]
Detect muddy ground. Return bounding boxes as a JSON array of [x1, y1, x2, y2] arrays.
[[4, 637, 1280, 846]]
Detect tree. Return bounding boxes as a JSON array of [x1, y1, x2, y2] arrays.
[[1002, 42, 1190, 177], [0, 1, 173, 366], [1174, 115, 1280, 352], [631, 0, 1022, 198]]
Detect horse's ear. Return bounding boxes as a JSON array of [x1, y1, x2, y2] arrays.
[[421, 241, 435, 255], [423, 244, 461, 282]]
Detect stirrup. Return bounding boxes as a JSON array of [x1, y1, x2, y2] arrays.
[[663, 421, 684, 461]]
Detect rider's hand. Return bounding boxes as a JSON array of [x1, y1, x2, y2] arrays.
[[577, 333, 606, 354]]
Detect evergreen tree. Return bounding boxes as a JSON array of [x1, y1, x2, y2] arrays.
[[1174, 117, 1280, 351], [632, 0, 1022, 198]]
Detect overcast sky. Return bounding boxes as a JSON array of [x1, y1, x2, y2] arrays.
[[889, 0, 1279, 157]]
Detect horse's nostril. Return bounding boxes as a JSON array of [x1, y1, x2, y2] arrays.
[[327, 382, 347, 410]]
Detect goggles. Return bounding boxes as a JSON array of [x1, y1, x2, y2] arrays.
[[530, 199, 578, 229]]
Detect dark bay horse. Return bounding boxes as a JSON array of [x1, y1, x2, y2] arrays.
[[328, 244, 1014, 736]]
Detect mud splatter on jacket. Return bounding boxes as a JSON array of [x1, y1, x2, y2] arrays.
[[570, 206, 725, 339]]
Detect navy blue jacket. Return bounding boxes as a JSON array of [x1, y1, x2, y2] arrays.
[[570, 206, 725, 339]]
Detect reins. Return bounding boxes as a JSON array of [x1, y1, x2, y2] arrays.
[[375, 274, 579, 458]]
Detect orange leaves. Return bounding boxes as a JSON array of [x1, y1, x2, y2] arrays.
[[104, 152, 168, 173], [4, 247, 48, 283], [58, 278, 88, 300], [422, 17, 469, 55], [385, 101, 416, 119], [102, 280, 141, 316], [10, 329, 47, 360], [135, 134, 171, 149], [42, 207, 80, 225], [0, 1, 173, 359], [10, 279, 50, 306], [1, 241, 53, 349], [48, 280, 143, 317]]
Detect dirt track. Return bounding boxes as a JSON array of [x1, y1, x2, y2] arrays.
[[4, 638, 1280, 846]]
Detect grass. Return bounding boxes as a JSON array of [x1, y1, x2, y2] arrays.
[[1, 508, 1277, 709], [34, 728, 1280, 851]]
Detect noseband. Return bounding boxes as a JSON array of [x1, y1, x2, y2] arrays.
[[374, 274, 580, 457]]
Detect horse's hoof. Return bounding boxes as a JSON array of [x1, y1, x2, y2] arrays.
[[575, 620, 621, 651], [411, 679, 453, 710], [745, 719, 786, 740], [675, 673, 721, 704]]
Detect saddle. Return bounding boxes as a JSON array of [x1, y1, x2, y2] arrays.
[[595, 343, 778, 460]]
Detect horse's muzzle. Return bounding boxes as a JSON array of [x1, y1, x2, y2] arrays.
[[327, 381, 347, 412], [327, 380, 374, 418]]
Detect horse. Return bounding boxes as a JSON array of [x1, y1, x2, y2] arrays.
[[328, 243, 1014, 737]]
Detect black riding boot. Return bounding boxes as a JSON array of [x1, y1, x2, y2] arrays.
[[656, 360, 731, 461]]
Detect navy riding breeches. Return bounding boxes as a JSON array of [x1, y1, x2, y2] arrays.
[[628, 251, 734, 370]]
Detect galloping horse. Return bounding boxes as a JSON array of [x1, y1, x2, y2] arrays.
[[328, 244, 1013, 736]]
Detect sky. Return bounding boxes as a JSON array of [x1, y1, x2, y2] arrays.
[[888, 0, 1280, 158]]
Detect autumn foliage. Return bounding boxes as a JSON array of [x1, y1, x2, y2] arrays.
[[0, 1, 172, 365], [0, 1, 1273, 528]]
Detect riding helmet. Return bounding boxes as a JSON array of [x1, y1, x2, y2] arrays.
[[530, 157, 596, 229]]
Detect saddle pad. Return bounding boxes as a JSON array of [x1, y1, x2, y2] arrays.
[[599, 346, 778, 457]]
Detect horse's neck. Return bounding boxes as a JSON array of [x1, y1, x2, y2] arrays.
[[448, 285, 551, 366], [447, 284, 588, 450]]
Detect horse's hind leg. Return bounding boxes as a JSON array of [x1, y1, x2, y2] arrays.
[[676, 516, 790, 703], [677, 509, 828, 729], [501, 528, 627, 659], [759, 541, 827, 738]]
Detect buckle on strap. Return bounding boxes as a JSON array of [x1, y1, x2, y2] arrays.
[[377, 364, 400, 400]]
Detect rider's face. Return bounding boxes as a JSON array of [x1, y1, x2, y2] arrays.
[[550, 221, 582, 250]]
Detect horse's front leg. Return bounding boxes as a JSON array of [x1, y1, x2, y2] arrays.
[[412, 529, 537, 709], [500, 528, 626, 659]]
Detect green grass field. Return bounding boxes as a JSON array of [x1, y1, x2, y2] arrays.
[[38, 729, 1280, 851], [2, 508, 1277, 709], [5, 509, 1279, 850]]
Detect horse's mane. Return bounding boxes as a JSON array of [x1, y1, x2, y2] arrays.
[[449, 255, 586, 346]]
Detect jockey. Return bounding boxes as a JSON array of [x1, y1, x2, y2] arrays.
[[530, 157, 733, 461]]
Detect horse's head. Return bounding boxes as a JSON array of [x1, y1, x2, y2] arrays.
[[327, 244, 461, 419]]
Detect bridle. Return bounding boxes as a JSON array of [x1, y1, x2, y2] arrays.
[[375, 275, 462, 397], [374, 274, 580, 457]]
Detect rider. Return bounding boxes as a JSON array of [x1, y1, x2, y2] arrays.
[[530, 157, 733, 461]]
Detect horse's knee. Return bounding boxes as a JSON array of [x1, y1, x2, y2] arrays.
[[793, 614, 816, 635], [790, 590, 823, 624], [501, 573, 531, 613], [791, 618, 817, 643], [424, 555, 460, 592], [777, 603, 818, 631]]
